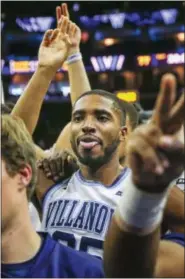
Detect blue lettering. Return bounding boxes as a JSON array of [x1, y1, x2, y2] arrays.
[[64, 200, 78, 227], [84, 202, 100, 231], [45, 201, 57, 229], [73, 202, 88, 229], [51, 200, 63, 226], [95, 205, 108, 234], [55, 200, 70, 226]]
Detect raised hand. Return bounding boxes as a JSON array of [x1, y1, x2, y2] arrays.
[[56, 3, 81, 53], [126, 74, 184, 193], [38, 17, 71, 69]]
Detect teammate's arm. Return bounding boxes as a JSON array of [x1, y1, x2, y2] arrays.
[[11, 65, 56, 137], [11, 19, 72, 159], [104, 74, 185, 278], [163, 185, 184, 234], [56, 3, 91, 105], [53, 4, 91, 153], [155, 240, 184, 277]]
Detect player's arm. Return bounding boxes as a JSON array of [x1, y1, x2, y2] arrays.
[[11, 19, 72, 159], [52, 4, 91, 153], [104, 74, 185, 278], [11, 65, 56, 137], [163, 185, 184, 234], [56, 4, 91, 105], [155, 240, 184, 278]]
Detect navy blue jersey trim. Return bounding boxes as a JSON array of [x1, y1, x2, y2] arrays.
[[75, 167, 130, 189]]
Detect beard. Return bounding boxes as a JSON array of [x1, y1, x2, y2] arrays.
[[71, 136, 120, 170]]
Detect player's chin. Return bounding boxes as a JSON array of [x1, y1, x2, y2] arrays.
[[80, 148, 103, 160]]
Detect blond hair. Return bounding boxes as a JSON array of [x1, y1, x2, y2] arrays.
[[1, 115, 37, 199]]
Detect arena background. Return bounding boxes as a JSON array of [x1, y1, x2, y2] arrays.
[[1, 1, 184, 148]]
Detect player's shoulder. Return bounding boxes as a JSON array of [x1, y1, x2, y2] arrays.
[[42, 233, 104, 277], [42, 174, 76, 207], [162, 231, 185, 247]]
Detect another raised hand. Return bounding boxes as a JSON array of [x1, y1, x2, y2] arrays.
[[126, 74, 184, 192], [56, 3, 81, 55], [38, 17, 71, 69]]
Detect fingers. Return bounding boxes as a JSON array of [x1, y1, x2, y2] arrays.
[[62, 34, 71, 45], [153, 74, 177, 131], [68, 22, 75, 37], [127, 137, 164, 175], [41, 158, 52, 178], [168, 93, 185, 134], [56, 6, 62, 25], [49, 156, 65, 182], [62, 3, 70, 18], [50, 29, 59, 42], [159, 136, 184, 153], [60, 16, 70, 34], [42, 29, 53, 47]]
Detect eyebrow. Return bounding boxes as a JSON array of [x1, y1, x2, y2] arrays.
[[72, 109, 113, 117]]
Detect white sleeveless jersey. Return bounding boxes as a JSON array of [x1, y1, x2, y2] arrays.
[[29, 203, 41, 231], [42, 168, 130, 259]]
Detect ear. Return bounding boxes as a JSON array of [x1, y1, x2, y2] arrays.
[[119, 126, 128, 142], [18, 164, 32, 190]]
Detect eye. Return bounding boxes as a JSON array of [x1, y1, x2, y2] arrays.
[[97, 115, 109, 123], [73, 115, 83, 123]]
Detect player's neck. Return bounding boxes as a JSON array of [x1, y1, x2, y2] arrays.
[[80, 153, 123, 186], [2, 206, 42, 264]]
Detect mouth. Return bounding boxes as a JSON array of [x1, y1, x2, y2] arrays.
[[77, 136, 102, 150]]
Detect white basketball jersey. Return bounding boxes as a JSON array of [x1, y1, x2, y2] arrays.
[[29, 203, 41, 231], [42, 167, 130, 258]]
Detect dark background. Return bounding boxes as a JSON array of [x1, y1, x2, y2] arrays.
[[1, 1, 184, 148]]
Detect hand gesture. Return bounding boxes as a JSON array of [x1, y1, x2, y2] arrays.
[[126, 74, 184, 193], [38, 17, 71, 69], [56, 3, 81, 53], [37, 150, 79, 183]]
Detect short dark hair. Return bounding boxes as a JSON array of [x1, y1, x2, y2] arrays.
[[73, 89, 126, 125], [1, 102, 15, 115], [120, 101, 139, 130]]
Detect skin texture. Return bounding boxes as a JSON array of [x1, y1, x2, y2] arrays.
[[70, 95, 126, 170]]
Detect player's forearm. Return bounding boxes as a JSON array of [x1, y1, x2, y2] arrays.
[[67, 48, 91, 105], [104, 215, 160, 278], [11, 66, 56, 135], [163, 186, 184, 233], [54, 122, 73, 152]]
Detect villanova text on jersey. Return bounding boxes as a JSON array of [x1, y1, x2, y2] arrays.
[[42, 168, 130, 259]]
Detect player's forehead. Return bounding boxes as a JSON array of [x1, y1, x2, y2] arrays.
[[73, 95, 114, 114]]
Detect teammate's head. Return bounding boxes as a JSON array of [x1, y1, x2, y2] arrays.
[[70, 90, 127, 169], [118, 101, 139, 164], [1, 115, 37, 232]]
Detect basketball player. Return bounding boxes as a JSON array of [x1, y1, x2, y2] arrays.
[[1, 114, 104, 278], [11, 3, 184, 258], [1, 103, 41, 231], [36, 76, 183, 263], [104, 77, 184, 278]]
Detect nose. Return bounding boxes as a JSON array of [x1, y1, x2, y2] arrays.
[[82, 119, 96, 134]]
